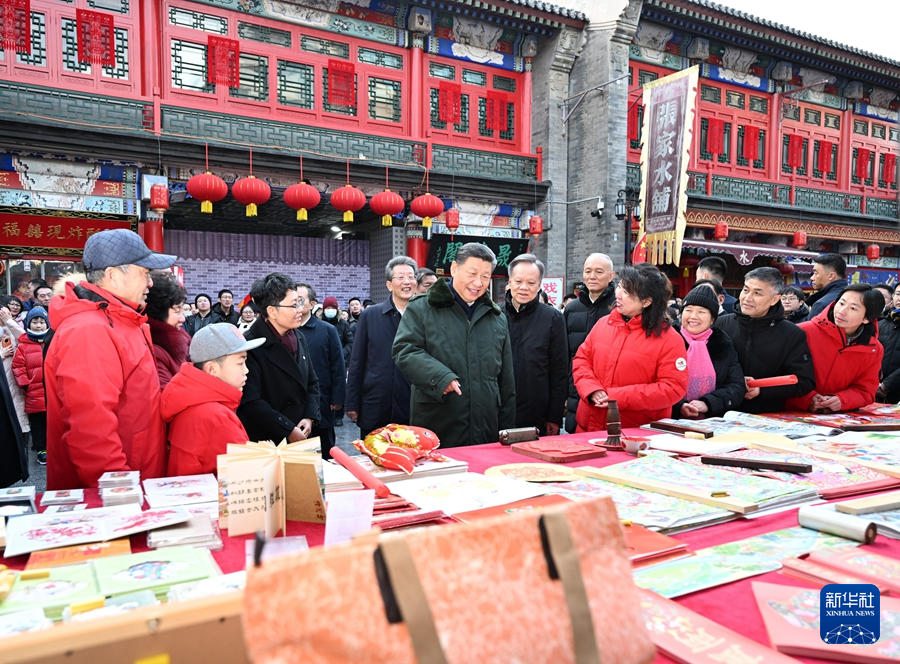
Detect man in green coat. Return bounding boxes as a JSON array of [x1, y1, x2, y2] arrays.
[[393, 243, 516, 447]]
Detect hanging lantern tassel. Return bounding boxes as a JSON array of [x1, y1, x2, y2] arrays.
[[330, 184, 366, 223], [410, 193, 445, 228], [186, 172, 228, 214], [284, 182, 320, 221]]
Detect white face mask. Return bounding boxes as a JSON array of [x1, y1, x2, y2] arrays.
[[324, 308, 338, 319]]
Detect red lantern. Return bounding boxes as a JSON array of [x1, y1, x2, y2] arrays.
[[232, 175, 271, 217], [868, 244, 881, 261], [283, 183, 320, 221], [714, 221, 728, 242], [186, 172, 228, 214], [792, 231, 807, 249], [410, 193, 444, 228], [370, 189, 404, 227], [445, 207, 459, 240], [331, 184, 366, 223], [149, 183, 169, 214], [771, 259, 794, 276]]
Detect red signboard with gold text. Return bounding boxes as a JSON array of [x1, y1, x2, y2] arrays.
[[0, 210, 137, 256]]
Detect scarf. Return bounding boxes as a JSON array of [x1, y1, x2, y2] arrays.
[[680, 327, 717, 401], [265, 318, 298, 359]]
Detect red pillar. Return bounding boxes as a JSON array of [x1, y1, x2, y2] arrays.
[[522, 59, 532, 153], [144, 219, 164, 252], [407, 237, 430, 269]]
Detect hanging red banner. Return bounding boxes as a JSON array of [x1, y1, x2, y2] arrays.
[[486, 91, 508, 132], [76, 9, 114, 67], [856, 148, 871, 180], [706, 118, 724, 157], [743, 125, 760, 162], [627, 102, 641, 142], [885, 153, 897, 185], [207, 36, 239, 87], [787, 134, 804, 169], [438, 81, 461, 124], [0, 0, 30, 55], [328, 59, 355, 107], [817, 140, 833, 174]]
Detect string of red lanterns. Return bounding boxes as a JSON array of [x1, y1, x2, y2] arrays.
[[369, 166, 405, 227], [283, 155, 320, 221]]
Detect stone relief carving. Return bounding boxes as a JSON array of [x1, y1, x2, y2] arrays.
[[686, 38, 709, 61], [722, 46, 756, 74], [844, 81, 865, 99], [771, 61, 794, 81], [870, 86, 898, 109], [633, 22, 674, 52]]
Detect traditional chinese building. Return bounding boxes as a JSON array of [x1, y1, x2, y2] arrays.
[[623, 0, 900, 295], [0, 0, 587, 302]]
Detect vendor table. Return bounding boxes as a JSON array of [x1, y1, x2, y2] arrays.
[[5, 430, 898, 664]]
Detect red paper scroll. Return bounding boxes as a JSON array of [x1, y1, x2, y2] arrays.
[[207, 36, 239, 87], [438, 80, 461, 124], [486, 90, 508, 132], [856, 148, 871, 180], [743, 125, 760, 162], [817, 140, 833, 174], [76, 9, 114, 67], [787, 134, 804, 169], [706, 118, 724, 156], [628, 102, 641, 142], [885, 153, 897, 185], [328, 59, 355, 107], [0, 0, 30, 55]]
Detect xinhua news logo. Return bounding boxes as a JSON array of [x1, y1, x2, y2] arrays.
[[820, 584, 880, 645]]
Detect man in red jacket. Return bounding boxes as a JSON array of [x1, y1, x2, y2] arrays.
[[45, 230, 177, 489]]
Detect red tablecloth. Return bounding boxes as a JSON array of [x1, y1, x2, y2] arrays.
[[6, 432, 897, 664]]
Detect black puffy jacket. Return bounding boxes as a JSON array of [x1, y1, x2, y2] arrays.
[[563, 284, 615, 432], [879, 312, 900, 403]]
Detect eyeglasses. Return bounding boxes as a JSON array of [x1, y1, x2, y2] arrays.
[[271, 299, 305, 310], [392, 275, 417, 282]]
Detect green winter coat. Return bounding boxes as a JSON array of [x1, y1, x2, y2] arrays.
[[392, 278, 516, 447]]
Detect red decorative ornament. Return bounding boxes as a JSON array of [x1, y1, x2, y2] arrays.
[[232, 176, 271, 217], [868, 244, 881, 261], [186, 172, 227, 214], [707, 118, 724, 157], [627, 102, 641, 142], [331, 185, 366, 223], [411, 193, 444, 229], [438, 81, 461, 124], [856, 148, 871, 181], [486, 90, 508, 132], [445, 207, 460, 240], [0, 0, 31, 55], [528, 215, 544, 249], [885, 153, 897, 185], [714, 221, 728, 242], [787, 134, 804, 169], [328, 59, 355, 108], [771, 259, 794, 276], [817, 140, 834, 174], [284, 183, 320, 221], [370, 189, 404, 227], [149, 184, 169, 214], [792, 231, 807, 248], [76, 9, 114, 67], [743, 125, 760, 162], [207, 36, 239, 87]]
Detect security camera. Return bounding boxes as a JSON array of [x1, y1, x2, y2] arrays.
[[590, 196, 604, 218]]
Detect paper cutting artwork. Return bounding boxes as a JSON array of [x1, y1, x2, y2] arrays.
[[796, 434, 900, 469], [484, 463, 579, 482], [113, 561, 191, 583], [544, 476, 732, 531]]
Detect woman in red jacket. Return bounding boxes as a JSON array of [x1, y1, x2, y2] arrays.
[[786, 284, 884, 413], [12, 307, 50, 464], [573, 264, 689, 431]]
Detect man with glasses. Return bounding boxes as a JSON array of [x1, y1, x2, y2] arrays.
[[238, 273, 321, 446], [346, 256, 418, 437], [780, 286, 809, 324], [44, 229, 177, 489]]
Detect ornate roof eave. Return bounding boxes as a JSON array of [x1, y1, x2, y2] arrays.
[[409, 0, 587, 31], [643, 0, 900, 89]]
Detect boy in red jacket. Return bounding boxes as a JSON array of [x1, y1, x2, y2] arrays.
[[162, 323, 264, 476], [12, 307, 50, 465]]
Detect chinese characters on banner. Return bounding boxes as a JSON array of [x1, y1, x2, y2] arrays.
[[427, 234, 529, 277], [638, 66, 699, 265], [0, 212, 135, 255], [541, 277, 565, 307]]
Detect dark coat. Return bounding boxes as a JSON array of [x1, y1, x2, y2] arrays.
[[211, 303, 240, 326], [806, 279, 848, 322], [392, 278, 516, 448], [785, 302, 811, 324], [722, 292, 737, 314], [672, 327, 745, 418], [238, 319, 321, 442], [0, 366, 27, 487], [563, 284, 615, 432], [345, 296, 410, 436], [503, 290, 567, 435], [880, 312, 900, 403], [297, 315, 345, 430], [322, 315, 354, 365], [183, 311, 221, 337], [714, 302, 816, 414]]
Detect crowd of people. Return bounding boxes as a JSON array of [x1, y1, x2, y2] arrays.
[[0, 229, 897, 491]]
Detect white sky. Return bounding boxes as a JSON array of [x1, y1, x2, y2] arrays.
[[710, 0, 900, 64]]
